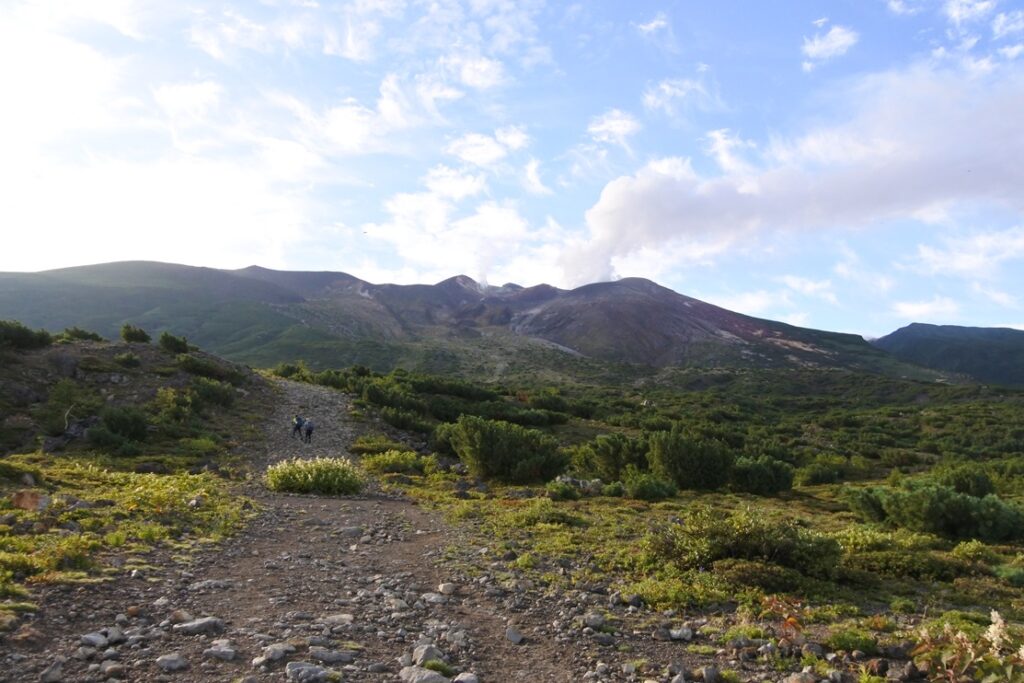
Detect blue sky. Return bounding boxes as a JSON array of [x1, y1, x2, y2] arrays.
[[2, 0, 1023, 337]]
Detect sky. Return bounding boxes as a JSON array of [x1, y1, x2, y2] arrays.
[[2, 0, 1024, 337]]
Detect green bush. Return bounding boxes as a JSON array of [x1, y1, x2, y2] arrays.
[[446, 415, 566, 484], [361, 450, 424, 475], [843, 550, 974, 581], [114, 352, 140, 367], [845, 484, 1024, 542], [601, 481, 625, 497], [190, 377, 235, 409], [713, 558, 804, 592], [381, 407, 434, 433], [0, 320, 52, 349], [99, 406, 149, 441], [623, 468, 677, 501], [545, 480, 580, 501], [120, 324, 150, 343], [570, 432, 648, 482], [795, 461, 843, 486], [350, 434, 407, 455], [177, 354, 244, 385], [36, 378, 103, 436], [265, 457, 363, 495], [935, 464, 995, 498], [825, 628, 877, 654], [730, 456, 794, 495], [646, 506, 841, 579], [647, 425, 733, 491], [56, 326, 103, 342], [158, 332, 190, 354]]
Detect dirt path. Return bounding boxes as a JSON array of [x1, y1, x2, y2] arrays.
[[2, 379, 573, 682]]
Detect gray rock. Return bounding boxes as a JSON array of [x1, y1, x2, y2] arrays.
[[99, 660, 127, 679], [81, 632, 108, 648], [702, 665, 719, 683], [323, 613, 354, 626], [286, 662, 331, 682], [803, 643, 825, 658], [188, 579, 233, 591], [421, 592, 448, 605], [438, 582, 458, 595], [263, 642, 297, 662], [104, 627, 125, 645], [40, 656, 66, 683], [399, 666, 450, 683], [203, 639, 237, 661], [784, 674, 818, 683], [583, 612, 605, 629], [155, 653, 188, 672], [670, 627, 694, 641], [413, 644, 446, 665], [172, 616, 224, 635], [506, 625, 525, 644], [453, 675, 479, 683], [308, 646, 355, 664]]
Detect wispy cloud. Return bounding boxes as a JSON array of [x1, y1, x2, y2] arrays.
[[892, 296, 960, 321], [802, 24, 859, 71], [587, 109, 641, 152]]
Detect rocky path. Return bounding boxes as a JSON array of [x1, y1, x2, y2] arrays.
[[2, 380, 574, 682]]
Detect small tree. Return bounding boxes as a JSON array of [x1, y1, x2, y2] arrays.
[[120, 324, 150, 343], [158, 331, 189, 354], [647, 425, 734, 491], [447, 415, 566, 484]]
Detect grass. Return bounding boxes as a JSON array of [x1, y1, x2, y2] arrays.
[[265, 457, 364, 495], [361, 450, 428, 475], [0, 451, 251, 629]]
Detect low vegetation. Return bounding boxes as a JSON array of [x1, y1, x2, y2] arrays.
[[265, 457, 363, 495]]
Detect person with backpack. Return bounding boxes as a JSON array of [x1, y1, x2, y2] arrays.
[[303, 419, 315, 443], [291, 415, 305, 439]]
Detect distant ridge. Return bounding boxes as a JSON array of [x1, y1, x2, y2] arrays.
[[0, 261, 948, 379], [872, 323, 1024, 387]]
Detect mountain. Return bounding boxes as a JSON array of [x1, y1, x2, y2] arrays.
[[872, 323, 1024, 387], [0, 260, 939, 379]]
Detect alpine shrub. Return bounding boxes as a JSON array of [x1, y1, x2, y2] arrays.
[[446, 415, 566, 484], [570, 432, 648, 481], [646, 506, 841, 579], [120, 324, 150, 343], [730, 456, 794, 495], [0, 320, 52, 349], [158, 332, 190, 354], [623, 468, 677, 501], [265, 457, 363, 495], [935, 464, 995, 498], [647, 425, 733, 491]]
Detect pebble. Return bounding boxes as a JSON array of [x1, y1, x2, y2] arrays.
[[172, 616, 225, 635], [505, 626, 525, 644], [285, 661, 332, 682], [399, 666, 451, 683], [155, 652, 189, 672], [413, 644, 446, 665]]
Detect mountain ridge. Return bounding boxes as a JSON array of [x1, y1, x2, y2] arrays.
[[0, 260, 949, 380]]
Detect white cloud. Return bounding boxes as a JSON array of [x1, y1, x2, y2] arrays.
[[705, 290, 792, 316], [587, 109, 641, 151], [781, 275, 838, 304], [833, 246, 896, 293], [153, 81, 223, 123], [1001, 44, 1024, 59], [445, 126, 528, 167], [945, 0, 996, 26], [495, 125, 529, 150], [442, 54, 507, 89], [887, 0, 925, 15], [993, 11, 1024, 39], [892, 296, 961, 320], [446, 133, 508, 166], [642, 78, 716, 117], [705, 129, 756, 176], [523, 159, 552, 195], [802, 25, 859, 69], [972, 282, 1018, 307], [912, 227, 1024, 278], [423, 165, 487, 200], [635, 12, 669, 35], [563, 62, 1024, 285]]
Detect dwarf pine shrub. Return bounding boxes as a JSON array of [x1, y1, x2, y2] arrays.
[[446, 415, 566, 484]]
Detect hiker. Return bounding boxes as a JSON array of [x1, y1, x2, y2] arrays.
[[303, 419, 315, 443], [291, 414, 305, 439]]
